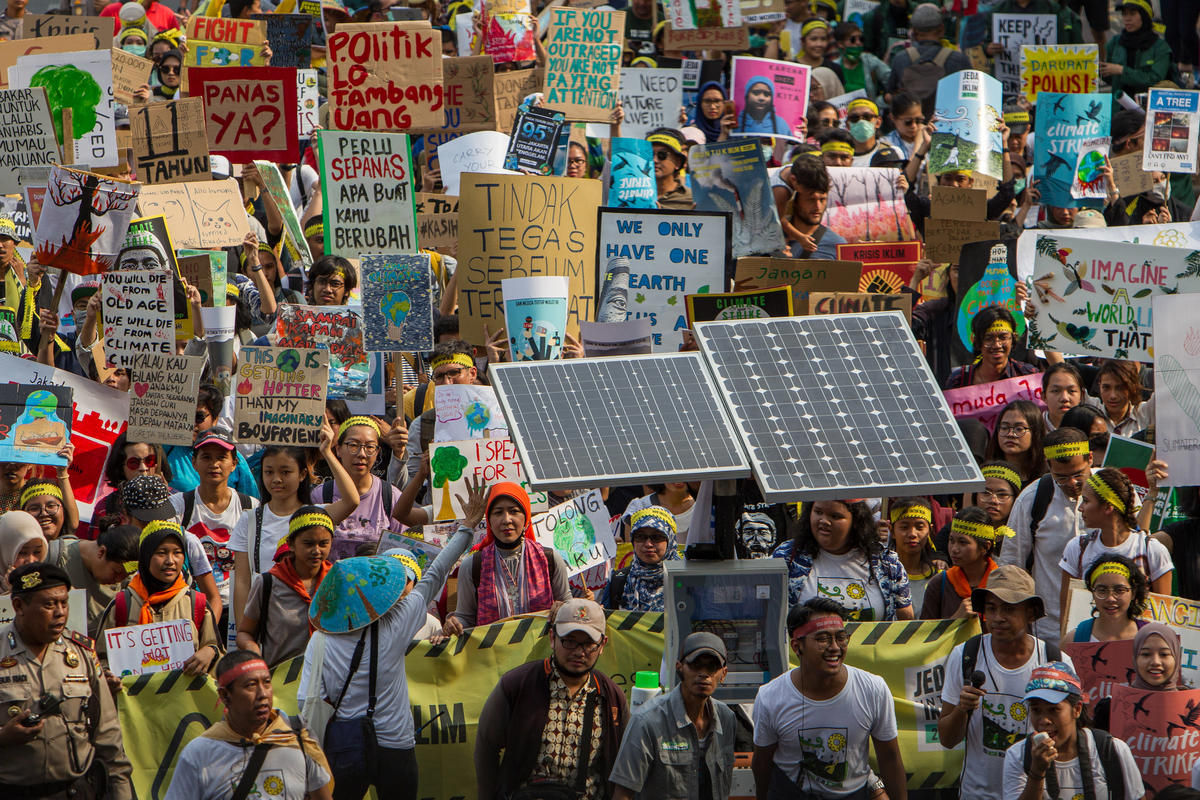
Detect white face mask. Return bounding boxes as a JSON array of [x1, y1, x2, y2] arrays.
[[72, 310, 88, 330], [1153, 179, 1170, 199]]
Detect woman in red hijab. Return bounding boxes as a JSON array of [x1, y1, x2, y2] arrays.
[[442, 482, 570, 636]]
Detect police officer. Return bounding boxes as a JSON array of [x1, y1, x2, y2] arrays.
[[0, 562, 132, 799]]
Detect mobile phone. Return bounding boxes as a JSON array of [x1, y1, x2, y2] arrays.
[[722, 101, 736, 117], [21, 694, 62, 727]]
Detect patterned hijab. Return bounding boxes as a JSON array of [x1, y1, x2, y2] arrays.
[[622, 505, 682, 612]]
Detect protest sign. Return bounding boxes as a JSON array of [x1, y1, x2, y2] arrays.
[[930, 70, 1004, 180], [9, 48, 118, 168], [618, 68, 683, 139], [110, 48, 155, 107], [0, 308, 17, 353], [234, 346, 328, 446], [730, 56, 808, 140], [931, 186, 987, 222], [127, 354, 204, 446], [542, 7, 623, 121], [1019, 43, 1097, 103], [326, 22, 444, 131], [741, 0, 785, 23], [809, 292, 912, 323], [104, 620, 194, 677], [1070, 136, 1109, 200], [24, 14, 112, 49], [457, 173, 600, 345], [532, 489, 616, 575], [35, 165, 140, 274], [177, 252, 215, 306], [1060, 640, 1134, 706], [201, 305, 236, 396], [0, 34, 93, 93], [992, 13, 1055, 96], [503, 275, 570, 361], [252, 160, 312, 270], [664, 27, 750, 53], [434, 384, 508, 442], [579, 318, 653, 356], [438, 131, 514, 195], [251, 13, 313, 68], [129, 98, 211, 185], [956, 240, 1025, 350], [0, 87, 57, 194], [0, 384, 71, 467], [418, 208, 457, 251], [606, 138, 656, 209], [101, 270, 174, 368], [1110, 686, 1200, 795], [1154, 293, 1200, 486], [430, 437, 548, 520], [317, 131, 417, 256], [836, 241, 921, 293], [494, 67, 542, 132], [596, 208, 730, 350], [922, 219, 1000, 263], [1033, 92, 1109, 208], [360, 253, 434, 352], [1111, 152, 1156, 197], [942, 373, 1046, 433], [378, 529, 443, 573], [136, 179, 250, 249], [1144, 88, 1200, 174], [297, 69, 320, 138], [473, 2, 536, 64], [1027, 233, 1197, 361], [734, 257, 863, 313], [185, 16, 267, 67], [1102, 433, 1155, 488], [826, 167, 917, 243], [417, 56, 497, 136], [664, 0, 742, 30], [188, 67, 299, 164], [686, 285, 793, 325], [276, 305, 368, 401], [689, 138, 783, 257], [504, 105, 566, 174]]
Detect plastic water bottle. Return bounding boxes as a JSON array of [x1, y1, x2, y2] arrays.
[[630, 671, 661, 711]]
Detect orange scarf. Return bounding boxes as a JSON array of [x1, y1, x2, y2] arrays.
[[127, 573, 188, 625], [945, 558, 997, 599], [268, 555, 330, 632]]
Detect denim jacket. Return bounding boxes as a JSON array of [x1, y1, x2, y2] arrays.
[[771, 539, 912, 620]]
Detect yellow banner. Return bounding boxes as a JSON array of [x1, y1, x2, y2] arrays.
[[1019, 44, 1099, 103], [117, 614, 977, 799]]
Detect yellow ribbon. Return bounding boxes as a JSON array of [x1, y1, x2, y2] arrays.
[[951, 518, 1015, 541], [1044, 441, 1090, 460], [1087, 474, 1126, 513]]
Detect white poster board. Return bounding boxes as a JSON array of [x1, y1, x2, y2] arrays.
[[103, 618, 195, 676]]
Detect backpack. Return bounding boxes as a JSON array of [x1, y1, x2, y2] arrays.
[[181, 491, 254, 532], [115, 588, 209, 634], [1022, 727, 1126, 800], [959, 633, 1060, 684], [1026, 474, 1055, 574], [899, 46, 953, 114]]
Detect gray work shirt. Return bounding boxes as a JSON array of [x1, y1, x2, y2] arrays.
[[608, 686, 737, 800]]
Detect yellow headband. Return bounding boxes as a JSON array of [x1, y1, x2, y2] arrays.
[[1087, 474, 1126, 513], [338, 415, 380, 440], [821, 141, 855, 156], [951, 518, 1015, 541], [846, 98, 879, 116], [303, 220, 324, 239], [390, 552, 422, 581], [1045, 440, 1090, 460], [801, 18, 830, 37], [631, 506, 677, 533], [289, 511, 334, 537], [889, 504, 932, 524], [429, 352, 475, 371], [20, 482, 62, 507], [986, 319, 1014, 335], [140, 519, 183, 547], [123, 561, 139, 575], [982, 464, 1023, 490], [1004, 111, 1031, 124], [647, 133, 685, 157], [1120, 0, 1152, 17], [1090, 561, 1132, 585]]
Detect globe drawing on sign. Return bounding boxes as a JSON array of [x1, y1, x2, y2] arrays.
[[276, 349, 301, 372], [553, 513, 596, 557], [1076, 149, 1105, 186], [381, 291, 412, 332], [464, 401, 490, 436]]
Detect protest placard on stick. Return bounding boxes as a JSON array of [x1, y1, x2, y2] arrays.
[[127, 354, 205, 446], [111, 48, 155, 106], [360, 253, 434, 352], [234, 345, 329, 446], [35, 165, 140, 274]]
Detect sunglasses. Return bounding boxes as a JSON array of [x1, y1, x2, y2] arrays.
[[160, 65, 181, 74], [654, 150, 673, 161], [126, 454, 158, 470], [846, 113, 875, 123]]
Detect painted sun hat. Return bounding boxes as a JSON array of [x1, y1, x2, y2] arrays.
[[308, 555, 410, 634]]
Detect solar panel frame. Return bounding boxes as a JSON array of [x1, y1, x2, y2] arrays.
[[694, 312, 985, 502], [489, 352, 752, 491]]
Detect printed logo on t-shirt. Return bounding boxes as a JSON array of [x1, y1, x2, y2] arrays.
[[192, 522, 233, 585], [981, 693, 1027, 756], [816, 577, 875, 621], [798, 727, 848, 787], [225, 768, 286, 797]]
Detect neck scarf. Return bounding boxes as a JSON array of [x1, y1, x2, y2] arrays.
[[622, 518, 682, 612], [474, 482, 553, 625], [127, 572, 188, 625], [945, 558, 997, 598], [269, 553, 331, 633], [203, 711, 333, 776], [1131, 622, 1181, 691]]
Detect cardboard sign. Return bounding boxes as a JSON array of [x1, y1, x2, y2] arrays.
[[835, 240, 921, 294], [923, 219, 1000, 263], [102, 270, 175, 367], [0, 87, 57, 194], [664, 0, 742, 30], [456, 173, 600, 345], [542, 7, 623, 122], [1154, 293, 1200, 485], [1060, 640, 1135, 706], [433, 384, 508, 442], [127, 354, 205, 446], [415, 55, 497, 135], [618, 68, 683, 140], [418, 209, 457, 252], [1019, 43, 1097, 103], [35, 165, 140, 275], [494, 67, 541, 132], [24, 14, 112, 50], [360, 253, 434, 352], [931, 186, 987, 221], [809, 292, 912, 323], [1110, 686, 1200, 796], [504, 105, 566, 175], [129, 98, 211, 185], [0, 34, 94, 93], [185, 16, 267, 67], [942, 372, 1046, 433], [0, 383, 71, 467], [251, 13, 313, 69], [531, 489, 616, 575], [177, 250, 221, 307], [685, 285, 793, 325], [234, 345, 329, 446], [734, 257, 863, 313], [110, 48, 155, 107], [1144, 88, 1200, 174], [578, 317, 653, 356], [430, 438, 548, 520], [105, 620, 195, 676], [276, 305, 368, 401], [136, 179, 249, 249], [318, 131, 417, 256], [1110, 151, 1155, 197], [188, 67, 299, 164], [663, 23, 750, 51], [326, 22, 444, 131], [9, 48, 118, 168]]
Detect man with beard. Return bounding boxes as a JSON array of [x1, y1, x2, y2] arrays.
[[475, 599, 629, 800]]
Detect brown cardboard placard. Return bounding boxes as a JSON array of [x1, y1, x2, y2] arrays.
[[111, 47, 155, 106], [177, 253, 215, 307], [137, 178, 250, 249], [24, 15, 112, 50], [0, 34, 95, 92], [931, 185, 988, 221], [542, 7, 624, 122], [733, 257, 863, 313], [415, 192, 458, 214], [923, 218, 1000, 263], [418, 212, 457, 252], [234, 345, 329, 446], [130, 97, 211, 184], [1110, 151, 1155, 197], [184, 16, 267, 67], [326, 22, 444, 131], [808, 291, 913, 323], [412, 55, 496, 134], [494, 67, 542, 132], [127, 353, 206, 446], [662, 23, 749, 51]]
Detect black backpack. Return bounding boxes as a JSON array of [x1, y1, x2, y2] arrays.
[[899, 46, 953, 114], [1025, 474, 1055, 574]]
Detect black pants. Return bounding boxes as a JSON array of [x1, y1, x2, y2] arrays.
[[325, 721, 418, 800], [768, 765, 872, 800]]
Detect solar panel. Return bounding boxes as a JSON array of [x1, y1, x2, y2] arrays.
[[694, 312, 984, 501], [489, 353, 751, 491]]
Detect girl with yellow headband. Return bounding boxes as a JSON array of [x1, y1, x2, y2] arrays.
[[793, 18, 841, 72], [920, 506, 1004, 620], [944, 305, 1039, 390], [1059, 467, 1172, 620], [886, 498, 944, 611], [20, 477, 80, 570], [1069, 554, 1148, 644], [320, 416, 407, 561]]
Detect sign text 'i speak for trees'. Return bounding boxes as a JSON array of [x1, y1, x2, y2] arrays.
[[327, 22, 444, 131], [318, 131, 417, 257], [430, 437, 548, 520], [129, 98, 211, 185], [542, 7, 623, 122], [0, 87, 57, 194], [127, 353, 205, 446], [185, 16, 267, 67], [102, 270, 174, 368], [234, 345, 328, 446], [187, 67, 298, 164]]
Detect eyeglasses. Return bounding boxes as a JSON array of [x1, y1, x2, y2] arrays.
[[979, 489, 1014, 501], [315, 277, 346, 290], [126, 454, 158, 470], [982, 333, 1013, 345], [793, 631, 850, 648], [341, 441, 379, 455], [846, 114, 875, 123], [433, 366, 466, 382], [558, 637, 601, 653], [632, 532, 668, 544], [1092, 585, 1131, 599], [568, 156, 587, 165], [998, 424, 1030, 437], [1052, 469, 1089, 486], [160, 65, 180, 74], [701, 98, 726, 107], [897, 116, 926, 125]]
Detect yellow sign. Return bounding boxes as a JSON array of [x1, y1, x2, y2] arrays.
[[1019, 44, 1099, 103]]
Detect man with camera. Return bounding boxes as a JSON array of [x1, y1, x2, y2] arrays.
[[0, 562, 132, 799]]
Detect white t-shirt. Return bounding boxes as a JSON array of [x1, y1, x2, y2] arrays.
[[1003, 729, 1143, 800], [752, 665, 897, 796], [941, 636, 1075, 800], [796, 550, 887, 622], [163, 714, 331, 800], [228, 504, 291, 575], [1058, 531, 1173, 582], [170, 490, 259, 602]]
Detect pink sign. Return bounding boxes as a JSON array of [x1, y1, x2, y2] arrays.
[[730, 56, 809, 141], [942, 372, 1046, 433]]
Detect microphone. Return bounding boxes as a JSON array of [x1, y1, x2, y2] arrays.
[[971, 670, 986, 689]]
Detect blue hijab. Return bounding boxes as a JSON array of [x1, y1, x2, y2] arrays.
[[690, 81, 727, 143]]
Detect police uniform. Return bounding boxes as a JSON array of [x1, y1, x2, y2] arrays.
[[0, 564, 132, 800]]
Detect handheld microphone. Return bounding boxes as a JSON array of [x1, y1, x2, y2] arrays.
[[971, 670, 986, 689]]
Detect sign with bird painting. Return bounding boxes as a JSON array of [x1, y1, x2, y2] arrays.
[[1032, 92, 1109, 208], [1027, 233, 1200, 362], [1110, 686, 1200, 796], [0, 384, 71, 467], [930, 70, 1004, 181]]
